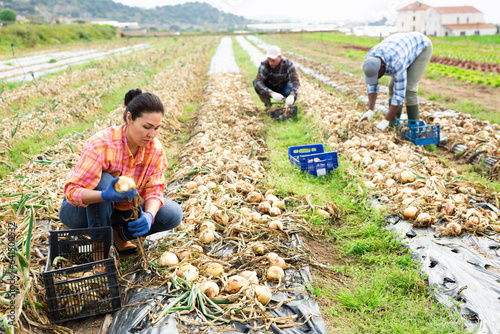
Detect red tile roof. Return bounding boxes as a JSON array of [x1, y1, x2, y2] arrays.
[[432, 6, 481, 14], [443, 23, 497, 30], [398, 1, 431, 11]]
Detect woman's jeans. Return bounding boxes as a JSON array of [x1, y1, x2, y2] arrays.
[[59, 172, 183, 241]]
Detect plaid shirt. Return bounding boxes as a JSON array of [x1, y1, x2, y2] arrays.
[[254, 57, 300, 96], [366, 32, 431, 106], [64, 124, 167, 210]]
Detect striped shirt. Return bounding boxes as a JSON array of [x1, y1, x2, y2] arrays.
[[254, 57, 300, 96], [366, 32, 431, 106], [64, 124, 167, 210]]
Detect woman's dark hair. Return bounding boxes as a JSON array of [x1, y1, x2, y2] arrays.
[[123, 88, 164, 123]]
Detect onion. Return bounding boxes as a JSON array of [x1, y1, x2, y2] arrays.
[[400, 170, 415, 184], [252, 243, 265, 255], [441, 202, 455, 216], [175, 249, 191, 261], [200, 221, 216, 232], [453, 194, 467, 204], [269, 220, 283, 230], [200, 281, 219, 298], [374, 159, 387, 169], [114, 176, 136, 193], [364, 181, 376, 189], [416, 212, 432, 226], [395, 153, 407, 162], [254, 285, 272, 305], [250, 211, 262, 223], [372, 172, 384, 184], [158, 252, 178, 267], [365, 164, 378, 174], [260, 214, 272, 223], [198, 185, 209, 192], [403, 206, 418, 219], [258, 201, 272, 214], [265, 194, 279, 203], [240, 207, 252, 217], [226, 275, 246, 294], [402, 197, 415, 206], [446, 222, 461, 235], [361, 156, 372, 166], [206, 181, 217, 190], [269, 207, 281, 217], [175, 221, 187, 231], [352, 154, 361, 164], [185, 181, 197, 190], [316, 209, 331, 218], [240, 270, 259, 285], [206, 262, 224, 276], [267, 252, 279, 262], [199, 229, 215, 244], [246, 191, 263, 203], [267, 266, 284, 281], [272, 200, 285, 210], [385, 179, 396, 187], [176, 264, 199, 283], [190, 245, 204, 253], [212, 210, 228, 226], [268, 255, 286, 269]]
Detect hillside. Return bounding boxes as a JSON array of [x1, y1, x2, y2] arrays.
[[0, 0, 251, 30]]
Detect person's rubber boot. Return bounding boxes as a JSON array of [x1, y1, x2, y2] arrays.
[[258, 94, 272, 108], [388, 104, 403, 129], [406, 105, 420, 121]]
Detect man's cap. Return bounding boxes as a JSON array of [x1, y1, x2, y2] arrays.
[[266, 45, 281, 59], [363, 57, 382, 85]]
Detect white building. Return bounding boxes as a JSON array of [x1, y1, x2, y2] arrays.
[[396, 1, 497, 37]]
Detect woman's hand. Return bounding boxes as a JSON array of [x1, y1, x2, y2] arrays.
[[128, 207, 153, 237], [101, 177, 137, 202]]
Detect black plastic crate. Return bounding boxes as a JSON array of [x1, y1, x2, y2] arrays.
[[43, 227, 121, 324], [271, 105, 297, 121]]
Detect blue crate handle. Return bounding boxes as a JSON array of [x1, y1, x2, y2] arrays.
[[288, 144, 325, 158]]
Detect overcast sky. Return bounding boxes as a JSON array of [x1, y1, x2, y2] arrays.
[[112, 0, 500, 24]]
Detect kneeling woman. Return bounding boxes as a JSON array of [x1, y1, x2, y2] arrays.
[[59, 89, 183, 254]]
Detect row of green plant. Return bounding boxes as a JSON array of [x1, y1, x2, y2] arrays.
[[0, 23, 117, 52], [303, 32, 500, 64], [426, 62, 500, 86], [232, 36, 467, 334]]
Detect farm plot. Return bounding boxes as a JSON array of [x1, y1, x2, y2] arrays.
[[251, 35, 500, 178], [0, 37, 214, 333], [0, 43, 149, 82], [241, 35, 500, 333]]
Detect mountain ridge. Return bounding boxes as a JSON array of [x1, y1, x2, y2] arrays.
[[0, 0, 251, 30]]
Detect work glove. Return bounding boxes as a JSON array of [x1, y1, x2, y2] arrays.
[[101, 177, 137, 202], [375, 119, 390, 131], [128, 207, 153, 237], [285, 95, 294, 106], [271, 92, 284, 102], [359, 110, 375, 123]]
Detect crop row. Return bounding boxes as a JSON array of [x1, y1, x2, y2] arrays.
[[426, 63, 500, 86]]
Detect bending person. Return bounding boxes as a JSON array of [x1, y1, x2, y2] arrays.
[[359, 32, 433, 130], [59, 89, 183, 254], [253, 45, 300, 108]]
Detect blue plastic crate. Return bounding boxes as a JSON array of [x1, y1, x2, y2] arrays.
[[396, 119, 440, 146], [288, 144, 338, 177]]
